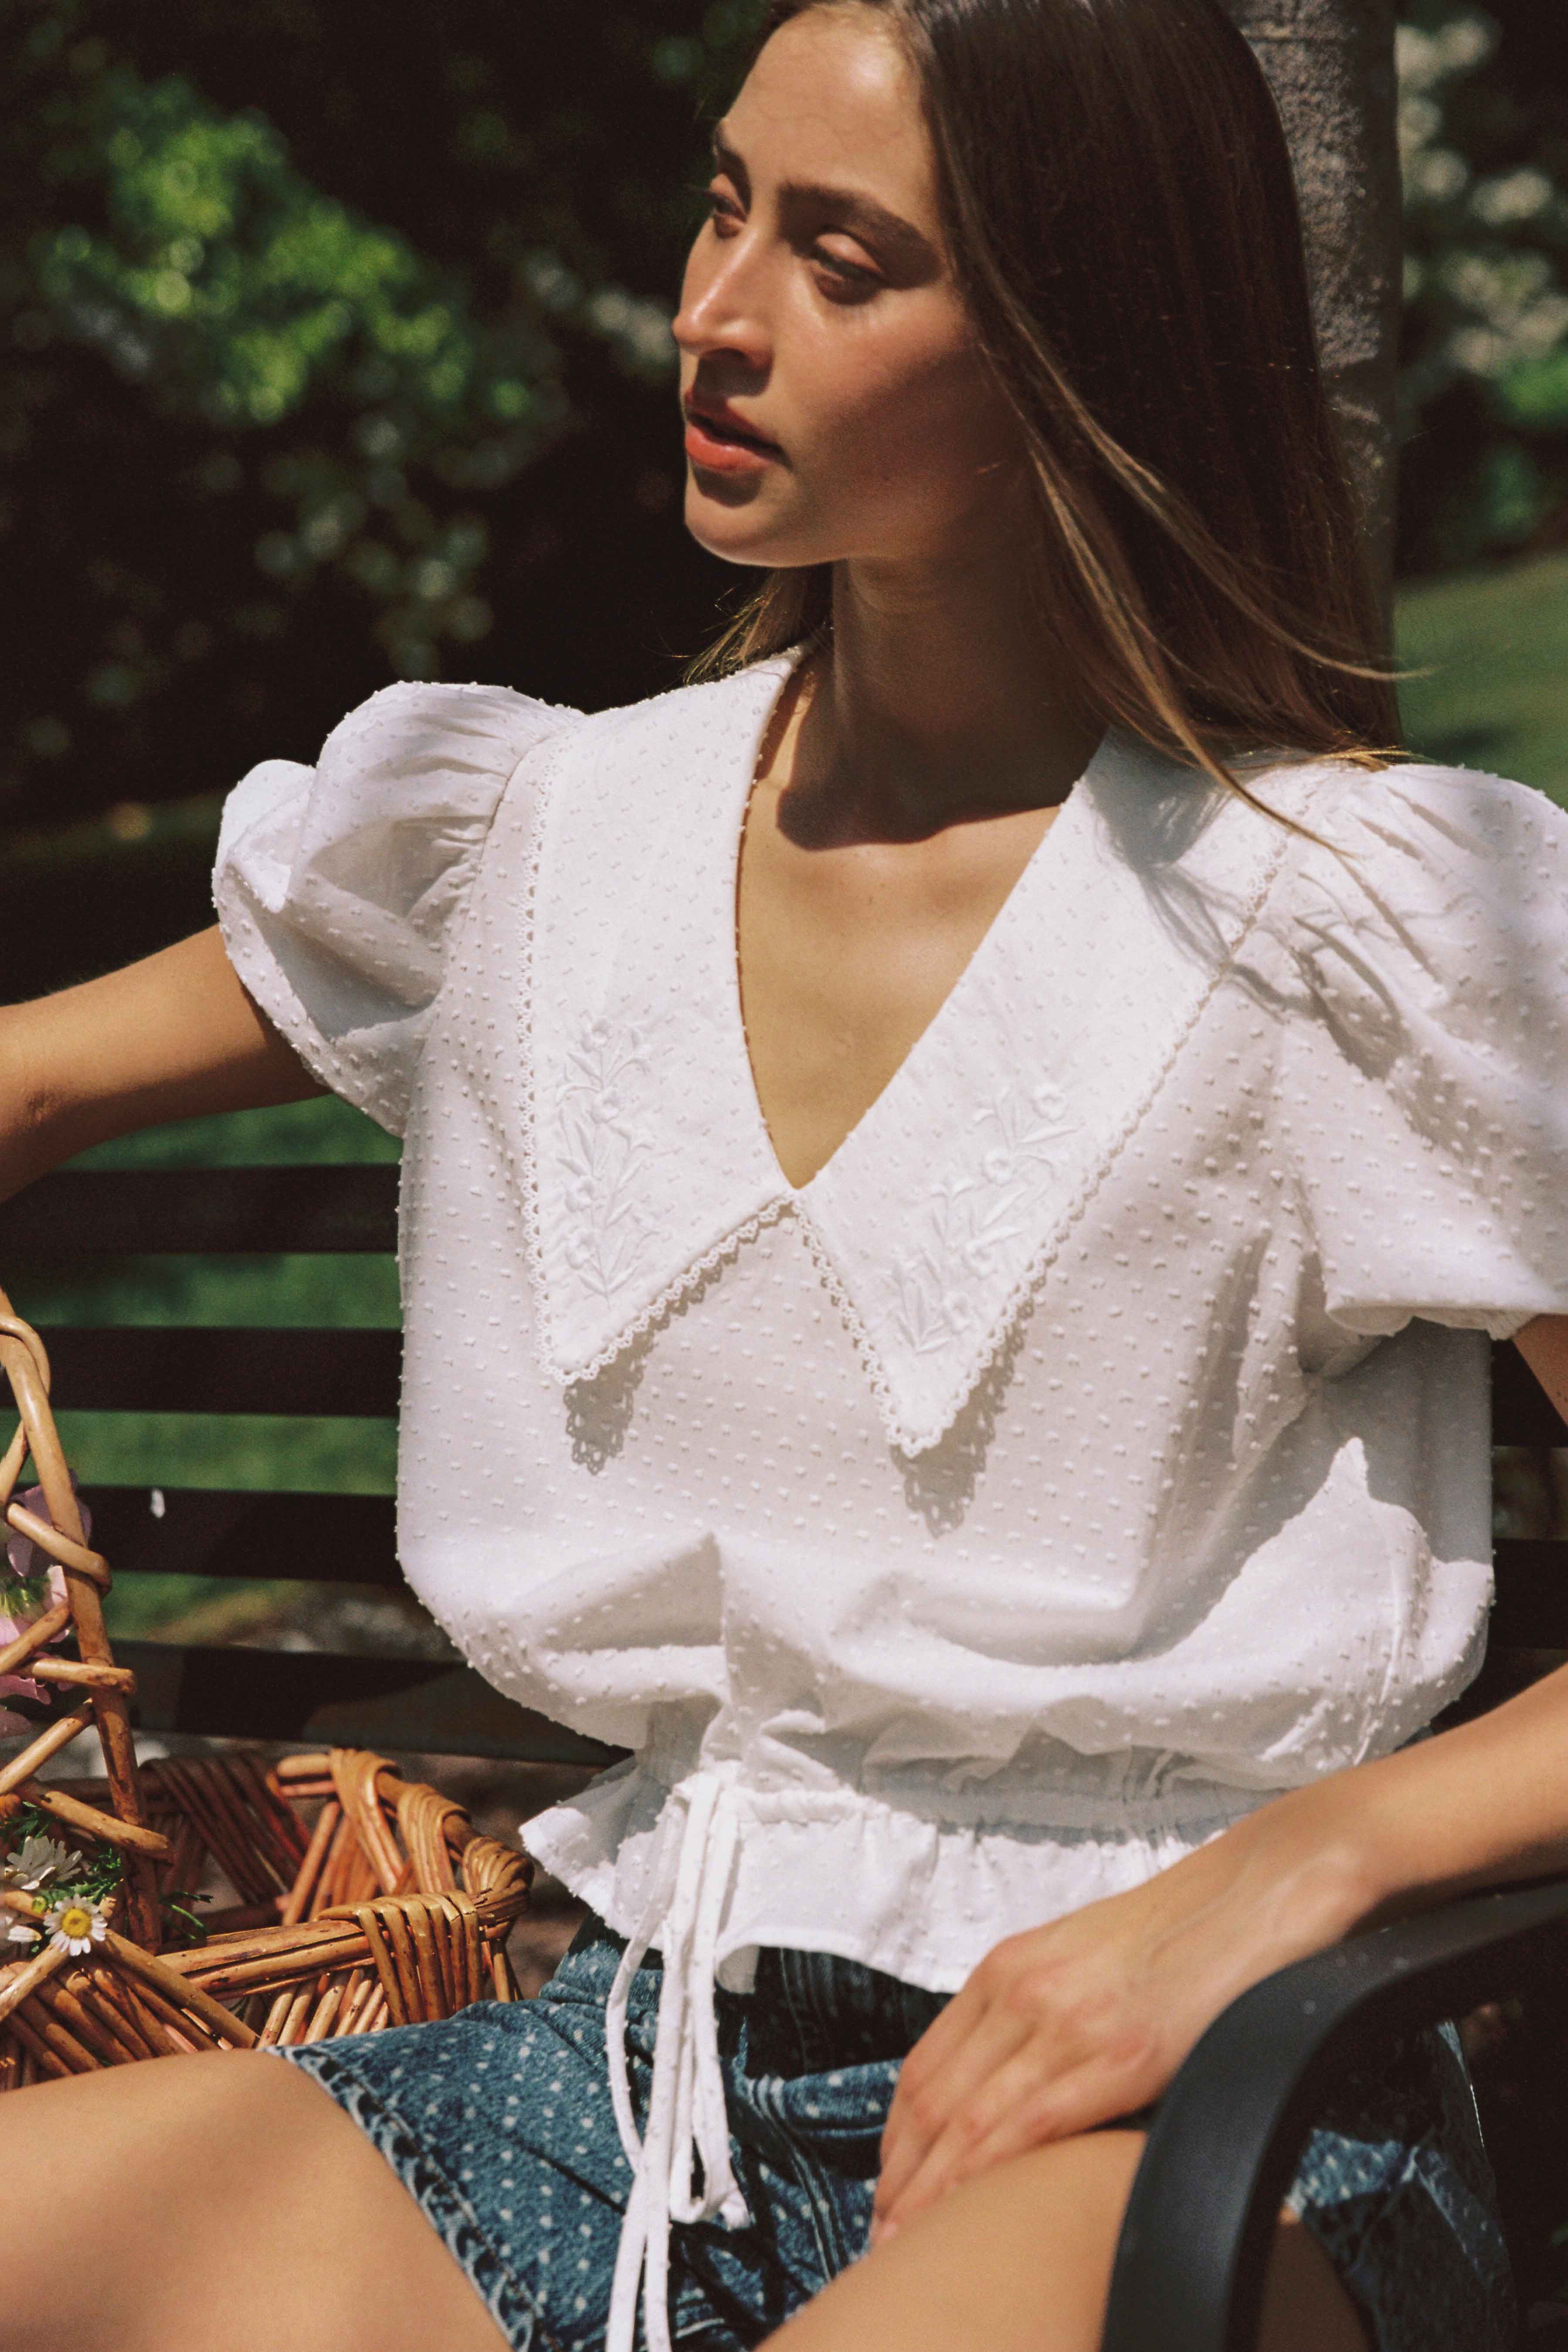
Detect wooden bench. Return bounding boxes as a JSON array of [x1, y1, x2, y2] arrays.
[[0, 1162, 617, 1773], [4, 1159, 1566, 2348]]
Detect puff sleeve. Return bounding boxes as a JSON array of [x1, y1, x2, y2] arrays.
[[1277, 760, 1568, 1341], [213, 681, 577, 1136]]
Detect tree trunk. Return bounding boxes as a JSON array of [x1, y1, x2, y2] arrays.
[[1224, 0, 1402, 620]]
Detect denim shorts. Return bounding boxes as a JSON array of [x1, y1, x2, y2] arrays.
[[279, 1914, 1514, 2352]]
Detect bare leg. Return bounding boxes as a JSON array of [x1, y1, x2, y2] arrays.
[[0, 2052, 510, 2352], [766, 2131, 1369, 2352]]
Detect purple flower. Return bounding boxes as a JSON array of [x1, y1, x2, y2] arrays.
[[4, 1480, 90, 1584]]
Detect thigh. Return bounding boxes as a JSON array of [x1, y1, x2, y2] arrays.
[[0, 2051, 509, 2352], [760, 2130, 1367, 2352], [278, 1941, 656, 2349]]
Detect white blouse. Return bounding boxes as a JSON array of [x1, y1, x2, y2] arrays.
[[216, 656, 1568, 2342]]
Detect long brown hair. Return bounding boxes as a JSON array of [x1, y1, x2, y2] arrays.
[[693, 0, 1401, 784]]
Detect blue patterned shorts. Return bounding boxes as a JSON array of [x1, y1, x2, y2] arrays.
[[279, 1914, 1514, 2351]]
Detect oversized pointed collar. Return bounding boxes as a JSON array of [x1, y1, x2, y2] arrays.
[[520, 658, 1295, 1454]]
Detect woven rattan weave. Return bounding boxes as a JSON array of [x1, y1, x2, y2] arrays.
[[0, 1283, 533, 2090]]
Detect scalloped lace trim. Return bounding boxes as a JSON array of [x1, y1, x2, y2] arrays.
[[544, 1198, 796, 1387], [513, 703, 795, 1385], [786, 1197, 907, 1447]]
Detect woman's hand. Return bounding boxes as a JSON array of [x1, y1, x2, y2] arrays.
[[874, 1646, 1568, 2242], [870, 1792, 1376, 2246]]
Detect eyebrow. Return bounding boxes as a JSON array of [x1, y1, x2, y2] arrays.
[[710, 126, 938, 275]]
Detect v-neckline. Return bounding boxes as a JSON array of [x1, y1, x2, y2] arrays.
[[523, 658, 1294, 1450], [727, 648, 1105, 1201]]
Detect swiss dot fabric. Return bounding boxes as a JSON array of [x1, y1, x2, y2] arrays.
[[214, 661, 1568, 1998]]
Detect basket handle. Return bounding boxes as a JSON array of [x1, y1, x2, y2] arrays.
[[0, 1282, 163, 1946]]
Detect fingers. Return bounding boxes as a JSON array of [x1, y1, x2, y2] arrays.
[[873, 1991, 1031, 2222], [872, 1941, 1169, 2243], [875, 2041, 1160, 2238], [876, 1944, 1062, 2220], [868, 1849, 1265, 2248]]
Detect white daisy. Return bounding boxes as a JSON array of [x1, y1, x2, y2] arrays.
[[2, 1833, 85, 1893], [44, 1895, 107, 1957]]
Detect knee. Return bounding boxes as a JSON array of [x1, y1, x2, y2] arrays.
[[127, 2047, 350, 2188], [0, 2051, 367, 2352], [0, 2047, 328, 2206]]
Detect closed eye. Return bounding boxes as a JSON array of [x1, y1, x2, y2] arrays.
[[807, 240, 883, 298], [707, 125, 939, 292], [697, 180, 744, 232], [696, 177, 883, 298]]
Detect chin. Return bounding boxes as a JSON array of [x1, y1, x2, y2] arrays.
[[683, 480, 820, 571]]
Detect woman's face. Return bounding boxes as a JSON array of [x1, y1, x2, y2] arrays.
[[672, 3, 1024, 575]]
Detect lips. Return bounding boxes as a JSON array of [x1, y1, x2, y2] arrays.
[[682, 396, 781, 473], [684, 396, 778, 451]]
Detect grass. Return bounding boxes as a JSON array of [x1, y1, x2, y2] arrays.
[[1395, 549, 1568, 803], [68, 1094, 401, 1170], [8, 1094, 398, 1336]]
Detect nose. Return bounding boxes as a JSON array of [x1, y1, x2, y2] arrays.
[[672, 228, 772, 377]]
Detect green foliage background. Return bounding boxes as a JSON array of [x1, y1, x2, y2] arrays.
[[1, 0, 1565, 986], [1399, 0, 1568, 569], [3, 0, 1568, 1505], [1, 0, 763, 981]]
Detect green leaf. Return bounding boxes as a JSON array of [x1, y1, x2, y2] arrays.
[[1497, 346, 1568, 431]]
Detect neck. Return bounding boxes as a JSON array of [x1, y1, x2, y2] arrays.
[[781, 545, 1102, 841]]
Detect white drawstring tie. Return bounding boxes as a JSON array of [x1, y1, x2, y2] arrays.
[[604, 1770, 751, 2352]]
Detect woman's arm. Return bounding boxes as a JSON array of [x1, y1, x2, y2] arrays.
[[873, 1317, 1568, 2243], [0, 925, 324, 1201]]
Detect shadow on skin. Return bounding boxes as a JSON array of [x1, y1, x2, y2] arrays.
[[761, 2129, 1369, 2352], [0, 2050, 511, 2352]]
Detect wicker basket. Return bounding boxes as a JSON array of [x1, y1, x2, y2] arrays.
[[0, 1288, 533, 2091]]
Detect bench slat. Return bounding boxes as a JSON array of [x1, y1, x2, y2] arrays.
[[0, 1184, 1557, 1760], [1, 1167, 398, 1254], [77, 1495, 1568, 1639], [119, 1639, 621, 1765], [30, 1328, 1568, 1443], [36, 1326, 399, 1418], [85, 1487, 399, 1587]]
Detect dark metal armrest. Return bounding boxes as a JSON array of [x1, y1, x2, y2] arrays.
[[1100, 1873, 1568, 2352]]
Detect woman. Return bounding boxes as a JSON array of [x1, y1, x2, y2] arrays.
[[2, 3, 1566, 2348]]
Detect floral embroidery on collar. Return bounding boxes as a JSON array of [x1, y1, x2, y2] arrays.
[[893, 1084, 1079, 1355], [558, 1018, 658, 1303]]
